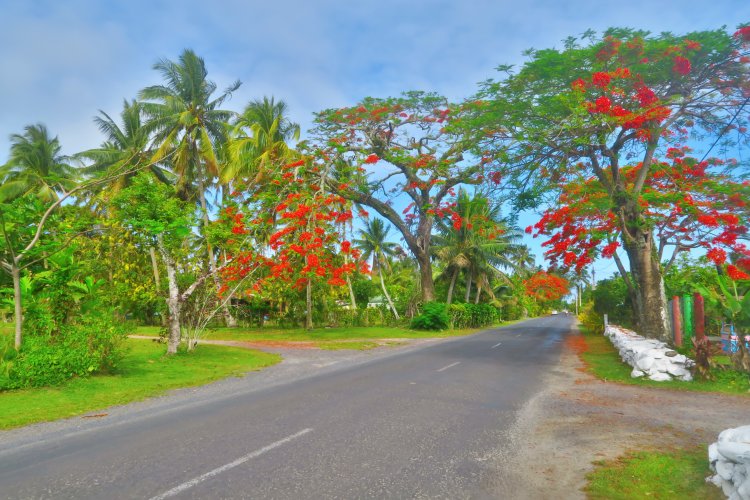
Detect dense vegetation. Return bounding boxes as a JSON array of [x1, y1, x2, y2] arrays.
[[2, 25, 749, 389]]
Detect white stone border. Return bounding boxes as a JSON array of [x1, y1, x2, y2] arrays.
[[604, 324, 694, 381], [708, 425, 750, 499]]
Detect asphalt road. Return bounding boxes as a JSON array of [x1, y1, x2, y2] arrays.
[[0, 315, 573, 499]]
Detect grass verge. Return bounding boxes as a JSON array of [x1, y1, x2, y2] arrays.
[[575, 328, 750, 395], [585, 447, 722, 499], [0, 339, 280, 430], [134, 324, 490, 345]]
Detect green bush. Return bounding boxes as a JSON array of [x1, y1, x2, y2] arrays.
[[579, 302, 604, 335], [449, 303, 499, 328], [411, 302, 450, 330], [0, 315, 127, 390]]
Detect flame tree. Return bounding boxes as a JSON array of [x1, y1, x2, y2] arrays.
[[474, 26, 750, 340], [312, 91, 501, 301]]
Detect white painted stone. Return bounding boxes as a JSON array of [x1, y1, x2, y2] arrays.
[[603, 325, 696, 382], [709, 425, 750, 499]]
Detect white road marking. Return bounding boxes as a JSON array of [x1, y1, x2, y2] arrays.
[[437, 361, 460, 372], [149, 428, 313, 499], [491, 342, 502, 349]]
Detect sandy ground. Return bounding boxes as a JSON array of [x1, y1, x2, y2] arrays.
[[492, 329, 749, 499]]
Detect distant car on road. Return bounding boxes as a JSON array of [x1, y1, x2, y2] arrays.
[[551, 310, 558, 315]]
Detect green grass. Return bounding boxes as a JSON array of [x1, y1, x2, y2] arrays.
[[585, 447, 722, 499], [0, 339, 281, 430], [578, 329, 750, 395], [134, 324, 487, 344]]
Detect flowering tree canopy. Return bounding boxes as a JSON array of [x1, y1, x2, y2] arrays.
[[475, 26, 750, 340], [312, 91, 499, 301], [523, 271, 570, 303], [217, 157, 363, 328]]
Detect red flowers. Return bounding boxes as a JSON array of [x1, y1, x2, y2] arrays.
[[591, 72, 611, 88], [734, 26, 750, 43], [635, 86, 658, 107], [594, 96, 612, 113], [672, 56, 691, 75], [364, 154, 379, 164], [706, 247, 727, 265], [601, 241, 620, 258], [697, 215, 719, 227], [727, 264, 750, 281]]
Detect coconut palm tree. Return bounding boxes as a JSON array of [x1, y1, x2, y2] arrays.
[[139, 49, 241, 326], [223, 96, 300, 187], [354, 217, 400, 319], [77, 100, 170, 202], [0, 124, 76, 202], [139, 48, 240, 200], [433, 189, 523, 304]]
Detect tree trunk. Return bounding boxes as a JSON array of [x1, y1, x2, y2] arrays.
[[156, 238, 181, 355], [305, 279, 313, 329], [474, 282, 481, 304], [416, 252, 434, 301], [345, 254, 357, 310], [378, 263, 400, 320], [149, 246, 161, 289], [446, 268, 459, 305], [621, 227, 671, 341], [12, 262, 22, 350], [464, 274, 472, 303], [198, 187, 237, 328]]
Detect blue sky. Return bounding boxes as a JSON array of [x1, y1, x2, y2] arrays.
[[1, 0, 748, 279]]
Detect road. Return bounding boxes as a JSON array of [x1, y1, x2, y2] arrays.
[[0, 315, 572, 499]]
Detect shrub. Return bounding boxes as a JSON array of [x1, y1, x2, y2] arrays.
[[411, 302, 450, 330], [580, 302, 604, 335], [0, 315, 128, 390], [449, 303, 499, 328]]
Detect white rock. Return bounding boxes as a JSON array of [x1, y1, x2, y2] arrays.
[[636, 356, 655, 371], [710, 443, 720, 464], [630, 368, 645, 378], [666, 364, 692, 378], [718, 442, 750, 463], [737, 478, 750, 499], [717, 459, 736, 481], [649, 372, 672, 381]]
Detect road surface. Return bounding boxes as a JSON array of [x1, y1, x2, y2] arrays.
[[0, 315, 572, 499]]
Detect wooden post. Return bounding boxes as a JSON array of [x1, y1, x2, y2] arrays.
[[672, 296, 683, 347], [694, 293, 705, 342]]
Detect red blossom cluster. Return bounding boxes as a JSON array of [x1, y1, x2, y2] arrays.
[[573, 68, 672, 138], [523, 271, 569, 302], [529, 151, 750, 275]]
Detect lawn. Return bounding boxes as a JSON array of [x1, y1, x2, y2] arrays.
[[586, 447, 722, 499], [575, 328, 750, 395], [0, 339, 280, 430], [132, 324, 488, 349]]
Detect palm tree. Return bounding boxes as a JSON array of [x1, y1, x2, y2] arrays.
[[139, 49, 241, 326], [139, 48, 240, 200], [78, 100, 170, 202], [0, 124, 75, 202], [433, 189, 523, 304], [223, 96, 300, 187], [354, 218, 400, 319]]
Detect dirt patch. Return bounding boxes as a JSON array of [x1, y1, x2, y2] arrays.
[[494, 330, 749, 499]]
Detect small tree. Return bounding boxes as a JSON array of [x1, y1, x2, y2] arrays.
[[112, 175, 195, 354]]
